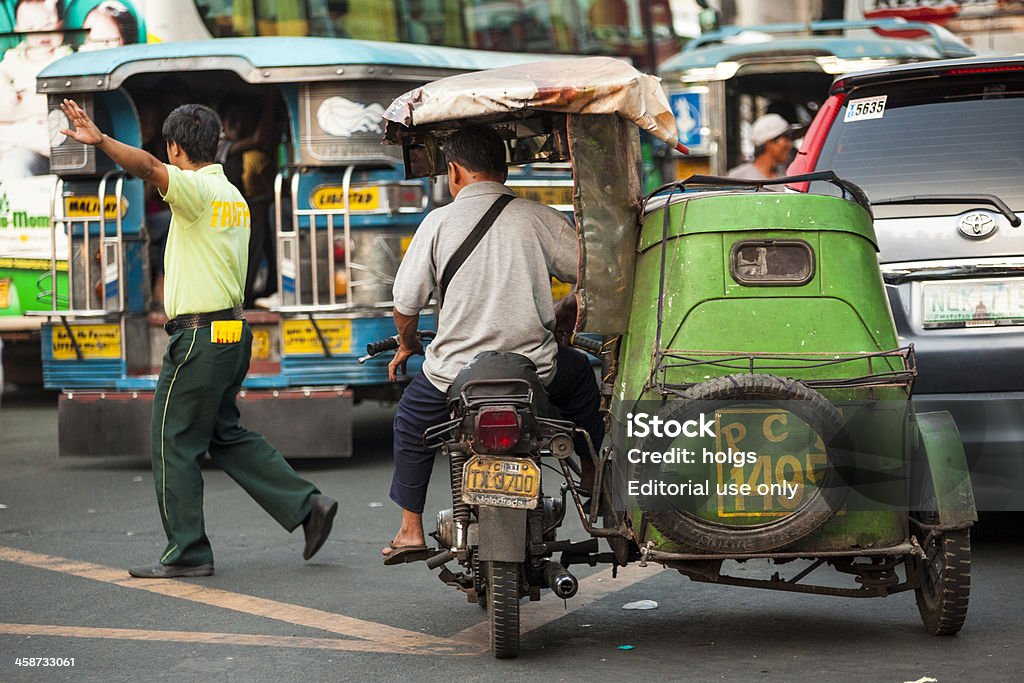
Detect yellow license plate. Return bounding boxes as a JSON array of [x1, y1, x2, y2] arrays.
[[310, 186, 380, 212], [509, 184, 574, 208], [714, 408, 825, 518], [0, 279, 10, 309], [281, 318, 352, 355], [51, 323, 121, 360], [462, 456, 541, 509]]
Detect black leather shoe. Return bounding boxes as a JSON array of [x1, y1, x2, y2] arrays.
[[302, 494, 338, 560], [128, 562, 214, 578]]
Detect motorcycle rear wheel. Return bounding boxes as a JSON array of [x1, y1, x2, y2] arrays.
[[486, 560, 521, 658]]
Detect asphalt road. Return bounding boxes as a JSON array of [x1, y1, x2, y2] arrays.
[[1, 390, 1022, 682]]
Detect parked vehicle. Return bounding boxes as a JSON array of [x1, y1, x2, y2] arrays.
[[657, 19, 973, 179], [788, 54, 1024, 513], [377, 56, 977, 658]]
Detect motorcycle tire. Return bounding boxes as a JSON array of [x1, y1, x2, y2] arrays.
[[637, 373, 852, 553], [486, 560, 521, 658]]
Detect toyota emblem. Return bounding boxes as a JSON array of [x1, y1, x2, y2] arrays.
[[958, 212, 997, 239]]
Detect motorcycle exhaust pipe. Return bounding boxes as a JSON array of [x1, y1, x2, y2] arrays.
[[541, 561, 578, 599]]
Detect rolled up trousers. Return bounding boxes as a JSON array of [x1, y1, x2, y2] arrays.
[[151, 321, 317, 566], [390, 345, 604, 514]]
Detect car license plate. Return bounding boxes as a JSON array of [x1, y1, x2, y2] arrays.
[[281, 319, 352, 355], [0, 279, 9, 309], [921, 278, 1024, 328], [508, 184, 574, 209], [462, 456, 540, 509]]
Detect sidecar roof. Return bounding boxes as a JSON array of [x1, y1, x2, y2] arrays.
[[382, 56, 682, 150]]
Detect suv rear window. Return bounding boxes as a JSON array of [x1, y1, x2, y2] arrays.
[[811, 72, 1024, 215]]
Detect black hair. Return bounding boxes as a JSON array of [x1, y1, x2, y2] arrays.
[[442, 124, 507, 177], [161, 104, 221, 163], [88, 1, 140, 45]]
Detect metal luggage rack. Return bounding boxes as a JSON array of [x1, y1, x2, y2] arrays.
[[647, 346, 917, 397]]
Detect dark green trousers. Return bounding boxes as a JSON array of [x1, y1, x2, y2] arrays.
[[150, 321, 317, 566]]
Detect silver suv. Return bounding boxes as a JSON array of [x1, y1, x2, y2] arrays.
[[790, 55, 1024, 512]]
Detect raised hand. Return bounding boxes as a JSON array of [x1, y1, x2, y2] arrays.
[[60, 98, 104, 146]]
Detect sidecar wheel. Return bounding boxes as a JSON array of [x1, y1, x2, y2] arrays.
[[637, 373, 851, 553], [913, 527, 971, 635], [486, 561, 521, 658]]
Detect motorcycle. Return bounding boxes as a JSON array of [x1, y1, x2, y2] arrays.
[[361, 334, 608, 658]]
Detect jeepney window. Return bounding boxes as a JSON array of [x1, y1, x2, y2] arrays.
[[730, 240, 814, 286]]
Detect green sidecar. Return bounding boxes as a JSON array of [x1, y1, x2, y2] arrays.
[[381, 56, 977, 640]]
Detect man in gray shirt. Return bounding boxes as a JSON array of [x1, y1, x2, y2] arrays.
[[382, 125, 602, 564]]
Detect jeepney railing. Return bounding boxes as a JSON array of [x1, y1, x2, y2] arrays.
[[26, 170, 126, 363], [273, 167, 405, 314]]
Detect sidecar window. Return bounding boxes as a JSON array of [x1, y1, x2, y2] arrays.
[[730, 240, 814, 286]]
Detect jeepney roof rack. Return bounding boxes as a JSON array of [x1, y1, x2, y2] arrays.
[[684, 19, 974, 60]]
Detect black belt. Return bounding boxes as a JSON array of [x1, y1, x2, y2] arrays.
[[164, 304, 244, 334]]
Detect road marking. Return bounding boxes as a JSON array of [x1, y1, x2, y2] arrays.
[[0, 546, 662, 655], [0, 547, 474, 656], [455, 563, 662, 645], [0, 623, 422, 654]]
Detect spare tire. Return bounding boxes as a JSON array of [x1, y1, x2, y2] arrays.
[[634, 373, 852, 553]]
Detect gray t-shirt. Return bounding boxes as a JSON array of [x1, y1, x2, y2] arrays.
[[726, 161, 771, 181], [392, 181, 578, 391]]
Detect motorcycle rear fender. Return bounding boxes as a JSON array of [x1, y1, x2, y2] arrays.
[[476, 506, 527, 562]]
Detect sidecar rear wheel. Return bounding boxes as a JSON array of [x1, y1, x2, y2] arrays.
[[913, 527, 971, 635], [486, 560, 521, 658], [638, 373, 851, 553]]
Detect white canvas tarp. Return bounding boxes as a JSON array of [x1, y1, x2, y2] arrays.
[[382, 56, 685, 152]]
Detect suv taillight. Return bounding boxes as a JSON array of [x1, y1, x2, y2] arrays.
[[475, 407, 521, 453], [786, 92, 846, 191]]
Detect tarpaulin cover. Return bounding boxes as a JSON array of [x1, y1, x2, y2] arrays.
[[382, 56, 681, 149]]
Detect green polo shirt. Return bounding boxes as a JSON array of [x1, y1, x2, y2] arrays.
[[159, 163, 250, 319]]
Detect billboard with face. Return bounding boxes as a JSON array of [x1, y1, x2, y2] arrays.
[[0, 0, 145, 179]]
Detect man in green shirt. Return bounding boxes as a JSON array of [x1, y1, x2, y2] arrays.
[[59, 99, 338, 578]]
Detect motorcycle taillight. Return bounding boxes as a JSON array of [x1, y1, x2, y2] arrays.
[[475, 406, 521, 453]]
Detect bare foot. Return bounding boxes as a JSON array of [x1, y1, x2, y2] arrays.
[[381, 531, 427, 557], [381, 509, 426, 558]]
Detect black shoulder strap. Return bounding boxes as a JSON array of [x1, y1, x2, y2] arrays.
[[439, 194, 515, 304]]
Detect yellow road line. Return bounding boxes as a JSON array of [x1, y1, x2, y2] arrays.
[[0, 623, 420, 654], [0, 547, 477, 656], [0, 546, 661, 655]]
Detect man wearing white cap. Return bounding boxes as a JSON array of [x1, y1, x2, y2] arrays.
[[727, 113, 794, 181]]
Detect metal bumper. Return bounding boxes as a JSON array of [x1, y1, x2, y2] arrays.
[[58, 387, 352, 458]]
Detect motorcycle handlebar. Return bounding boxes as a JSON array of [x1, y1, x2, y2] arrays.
[[570, 334, 604, 356], [365, 334, 401, 358], [358, 330, 436, 364]]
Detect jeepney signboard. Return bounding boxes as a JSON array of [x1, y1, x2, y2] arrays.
[[311, 186, 381, 212], [63, 195, 129, 219], [51, 323, 121, 360], [281, 318, 353, 355]]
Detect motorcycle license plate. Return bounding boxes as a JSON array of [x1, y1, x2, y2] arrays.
[[462, 456, 540, 510]]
